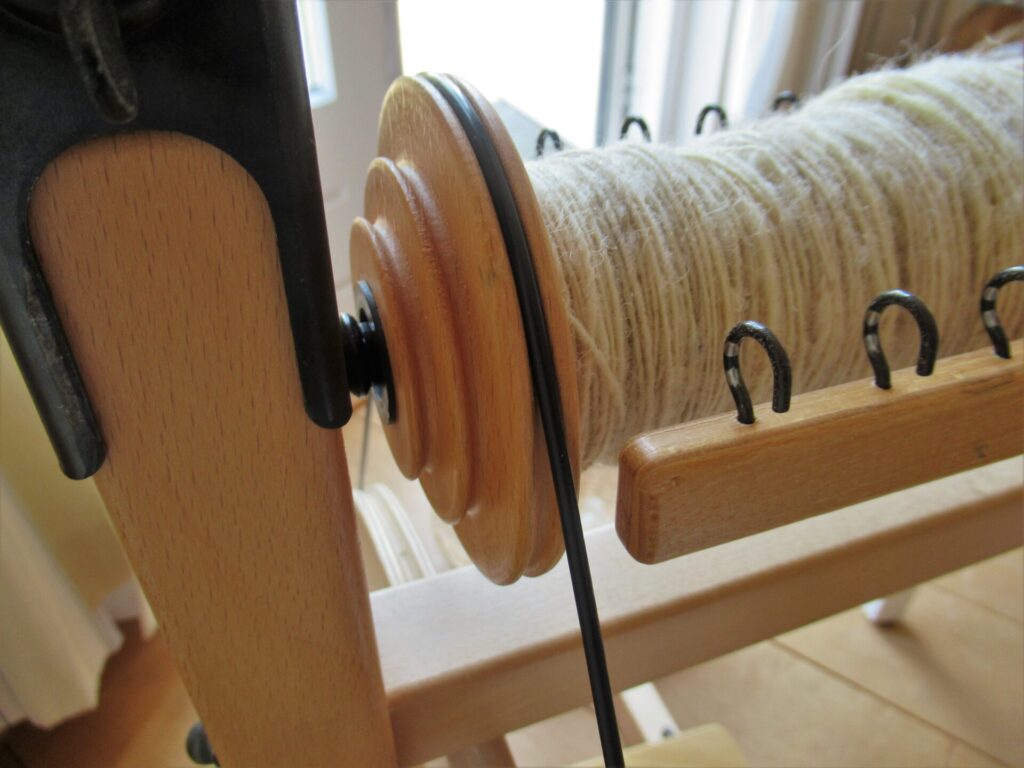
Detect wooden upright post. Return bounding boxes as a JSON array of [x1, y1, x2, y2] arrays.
[[29, 132, 396, 766]]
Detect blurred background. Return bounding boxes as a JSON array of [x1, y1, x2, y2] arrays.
[[312, 0, 1021, 307], [2, 2, 1021, 766]]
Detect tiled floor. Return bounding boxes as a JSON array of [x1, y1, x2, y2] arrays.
[[4, 406, 1021, 767]]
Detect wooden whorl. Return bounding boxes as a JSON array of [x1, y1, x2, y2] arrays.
[[349, 74, 581, 584]]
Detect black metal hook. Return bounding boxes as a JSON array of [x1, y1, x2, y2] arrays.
[[723, 321, 792, 425], [619, 115, 651, 142], [695, 104, 728, 135], [535, 128, 562, 158], [862, 289, 939, 389], [771, 90, 800, 112], [186, 722, 218, 765], [980, 266, 1023, 359]]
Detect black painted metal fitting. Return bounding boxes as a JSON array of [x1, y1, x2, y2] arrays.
[[340, 280, 396, 424], [185, 721, 218, 765], [0, 0, 351, 477]]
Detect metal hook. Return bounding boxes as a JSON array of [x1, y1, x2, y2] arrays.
[[980, 266, 1023, 359], [535, 128, 562, 158], [619, 115, 651, 142], [723, 321, 792, 425], [695, 104, 729, 135], [862, 289, 939, 390], [772, 90, 800, 112]]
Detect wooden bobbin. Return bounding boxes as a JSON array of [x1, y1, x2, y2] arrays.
[[349, 75, 581, 584]]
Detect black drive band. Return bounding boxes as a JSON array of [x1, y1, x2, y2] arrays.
[[423, 73, 623, 766]]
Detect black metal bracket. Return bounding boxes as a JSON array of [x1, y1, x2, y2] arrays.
[[1, 0, 352, 479], [340, 280, 396, 425]]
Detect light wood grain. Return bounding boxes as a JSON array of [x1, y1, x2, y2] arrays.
[[505, 697, 646, 766], [446, 739, 516, 768], [574, 724, 749, 768], [349, 74, 579, 583], [933, 548, 1023, 623], [353, 465, 519, 767], [779, 585, 1024, 765], [946, 740, 1009, 767], [618, 343, 1023, 564], [29, 132, 395, 767], [458, 77, 582, 578], [374, 460, 1022, 764], [658, 642, 956, 767]]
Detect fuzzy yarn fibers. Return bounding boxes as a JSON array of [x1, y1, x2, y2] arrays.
[[528, 50, 1024, 465]]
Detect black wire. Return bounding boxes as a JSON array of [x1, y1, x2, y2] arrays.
[[424, 74, 624, 767]]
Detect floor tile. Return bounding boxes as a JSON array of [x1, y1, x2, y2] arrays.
[[656, 641, 954, 767], [946, 739, 1007, 767], [932, 549, 1023, 623], [778, 586, 1024, 765]]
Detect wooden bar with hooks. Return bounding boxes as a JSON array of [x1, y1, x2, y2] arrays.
[[617, 342, 1023, 565]]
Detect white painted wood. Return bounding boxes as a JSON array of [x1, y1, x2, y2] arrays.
[[621, 683, 680, 743], [862, 589, 916, 625]]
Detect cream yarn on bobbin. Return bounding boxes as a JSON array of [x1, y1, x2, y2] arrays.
[[527, 49, 1024, 466]]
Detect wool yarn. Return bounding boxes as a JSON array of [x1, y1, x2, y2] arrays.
[[528, 49, 1024, 466]]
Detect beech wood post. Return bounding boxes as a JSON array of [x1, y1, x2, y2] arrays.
[[28, 132, 397, 767]]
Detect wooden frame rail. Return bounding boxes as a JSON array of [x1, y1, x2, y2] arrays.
[[373, 460, 1022, 764], [617, 343, 1022, 564]]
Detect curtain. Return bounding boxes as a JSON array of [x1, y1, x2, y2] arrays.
[[612, 0, 980, 145], [623, 0, 862, 143], [848, 0, 977, 71]]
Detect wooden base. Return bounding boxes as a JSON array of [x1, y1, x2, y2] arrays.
[[349, 75, 580, 583], [373, 460, 1022, 764]]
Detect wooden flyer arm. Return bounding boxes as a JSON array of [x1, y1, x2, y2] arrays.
[[28, 133, 396, 767], [617, 342, 1023, 564]]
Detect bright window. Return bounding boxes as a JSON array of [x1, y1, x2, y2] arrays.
[[296, 0, 337, 109], [397, 0, 606, 148]]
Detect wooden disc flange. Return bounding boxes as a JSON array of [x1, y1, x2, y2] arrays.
[[349, 74, 581, 584]]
